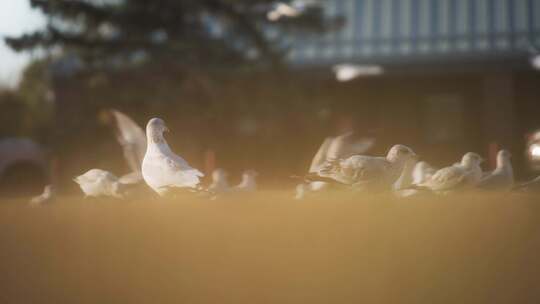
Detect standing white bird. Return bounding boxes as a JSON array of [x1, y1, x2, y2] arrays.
[[74, 169, 124, 198], [142, 118, 204, 196], [207, 168, 230, 194], [477, 150, 514, 191], [313, 144, 417, 192], [233, 170, 258, 192], [29, 185, 56, 205], [416, 152, 484, 192]]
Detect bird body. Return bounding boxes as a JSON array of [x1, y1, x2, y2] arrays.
[[300, 132, 376, 198], [317, 144, 417, 192], [233, 170, 258, 192], [74, 169, 123, 198], [417, 152, 483, 192], [29, 185, 55, 205], [477, 150, 514, 191], [208, 168, 230, 194], [142, 118, 204, 196]]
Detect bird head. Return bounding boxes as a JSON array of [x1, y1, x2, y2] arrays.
[[146, 118, 169, 143], [386, 145, 417, 163], [147, 117, 169, 133], [461, 152, 484, 167]]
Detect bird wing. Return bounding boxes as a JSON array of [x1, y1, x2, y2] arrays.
[[335, 156, 389, 186], [327, 132, 375, 160], [423, 166, 467, 191], [309, 137, 334, 173], [477, 172, 506, 190], [110, 110, 147, 173], [159, 155, 204, 188]]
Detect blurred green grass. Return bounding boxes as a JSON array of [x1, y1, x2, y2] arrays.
[[1, 191, 539, 304]]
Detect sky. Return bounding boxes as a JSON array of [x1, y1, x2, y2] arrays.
[[0, 0, 45, 88]]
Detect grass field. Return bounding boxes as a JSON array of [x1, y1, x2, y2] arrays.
[[1, 191, 540, 304]]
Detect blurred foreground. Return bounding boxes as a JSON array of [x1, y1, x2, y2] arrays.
[[1, 192, 540, 304]]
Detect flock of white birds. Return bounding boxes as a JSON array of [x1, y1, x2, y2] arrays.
[[28, 109, 540, 205]]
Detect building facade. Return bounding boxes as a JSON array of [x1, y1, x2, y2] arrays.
[[286, 0, 540, 174]]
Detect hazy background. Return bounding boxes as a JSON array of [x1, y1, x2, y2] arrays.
[[1, 0, 540, 195]]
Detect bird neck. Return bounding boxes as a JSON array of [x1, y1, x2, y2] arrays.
[[240, 176, 254, 186], [395, 159, 416, 189], [496, 158, 513, 174], [462, 160, 475, 170], [147, 132, 172, 153]]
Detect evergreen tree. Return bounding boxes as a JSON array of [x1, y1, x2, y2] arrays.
[[6, 0, 337, 70]]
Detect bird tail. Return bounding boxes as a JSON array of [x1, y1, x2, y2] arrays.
[[175, 170, 203, 188]]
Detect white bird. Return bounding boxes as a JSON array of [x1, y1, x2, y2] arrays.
[[314, 144, 417, 192], [415, 152, 484, 192], [142, 118, 204, 196], [333, 64, 383, 82], [298, 132, 376, 199], [267, 2, 301, 21], [29, 185, 55, 205], [412, 161, 436, 185], [477, 150, 514, 191], [207, 168, 230, 194], [233, 170, 258, 192], [74, 169, 124, 198]]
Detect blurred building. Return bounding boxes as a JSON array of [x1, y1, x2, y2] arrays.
[[285, 0, 540, 173]]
